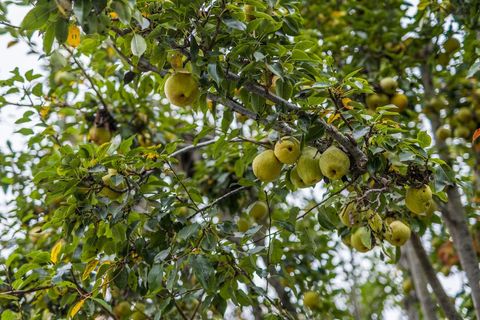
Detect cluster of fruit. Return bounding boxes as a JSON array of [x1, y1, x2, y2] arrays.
[[252, 137, 350, 186], [366, 77, 408, 112], [434, 91, 480, 141], [436, 37, 461, 67]]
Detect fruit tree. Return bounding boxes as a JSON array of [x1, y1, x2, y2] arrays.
[[0, 0, 479, 319]]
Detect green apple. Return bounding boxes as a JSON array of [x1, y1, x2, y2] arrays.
[[339, 202, 362, 227], [249, 201, 268, 222], [296, 147, 323, 186], [405, 185, 433, 214], [274, 136, 301, 164], [319, 146, 350, 180], [252, 150, 283, 182], [113, 301, 131, 319], [164, 72, 199, 107]]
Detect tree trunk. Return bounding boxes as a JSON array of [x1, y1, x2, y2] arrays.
[[405, 242, 438, 320], [421, 57, 480, 319]]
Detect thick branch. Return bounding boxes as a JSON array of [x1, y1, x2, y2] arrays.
[[225, 72, 368, 170], [410, 233, 461, 320], [404, 243, 438, 320]]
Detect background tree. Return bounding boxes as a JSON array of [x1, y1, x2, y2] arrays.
[[0, 0, 479, 319]]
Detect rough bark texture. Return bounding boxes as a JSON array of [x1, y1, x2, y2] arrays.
[[405, 242, 438, 320], [410, 234, 461, 320], [421, 58, 480, 319]]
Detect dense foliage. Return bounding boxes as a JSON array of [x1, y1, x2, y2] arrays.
[[0, 0, 479, 319]]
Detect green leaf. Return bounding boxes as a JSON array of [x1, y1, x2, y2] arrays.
[[467, 60, 480, 78], [177, 223, 200, 241], [147, 264, 163, 292], [21, 4, 54, 30], [131, 34, 147, 57], [190, 255, 214, 292], [43, 24, 55, 54], [417, 131, 431, 148]]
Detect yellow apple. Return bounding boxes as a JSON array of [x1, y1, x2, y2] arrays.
[[366, 93, 389, 110], [164, 72, 199, 107], [385, 220, 411, 246], [99, 169, 126, 200], [113, 301, 131, 319], [319, 146, 350, 180], [351, 227, 372, 253], [405, 185, 433, 214], [252, 150, 283, 182], [435, 126, 451, 141], [88, 126, 112, 145], [339, 202, 362, 227], [456, 107, 472, 122], [443, 37, 461, 53], [454, 126, 470, 139], [303, 291, 320, 309], [289, 166, 308, 189], [390, 93, 408, 112], [237, 217, 250, 233], [379, 77, 398, 94], [296, 147, 323, 186], [274, 136, 301, 164], [249, 201, 268, 222]]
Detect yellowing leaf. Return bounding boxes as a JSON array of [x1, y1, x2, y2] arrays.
[[82, 259, 99, 281], [69, 299, 85, 318], [342, 97, 353, 110], [472, 128, 480, 144], [50, 240, 63, 264], [327, 113, 340, 124], [66, 25, 81, 48]]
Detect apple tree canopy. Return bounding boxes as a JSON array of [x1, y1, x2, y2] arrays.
[[0, 0, 479, 319]]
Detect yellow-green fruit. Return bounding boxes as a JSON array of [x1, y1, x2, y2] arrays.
[[386, 220, 411, 246], [131, 311, 147, 320], [456, 107, 472, 122], [339, 202, 362, 227], [274, 136, 301, 164], [454, 127, 470, 139], [237, 217, 250, 233], [443, 37, 461, 53], [366, 94, 389, 110], [437, 52, 450, 66], [303, 291, 320, 309], [289, 167, 308, 189], [426, 96, 448, 111], [88, 126, 112, 145], [113, 301, 131, 318], [319, 146, 350, 180], [367, 210, 383, 233], [351, 227, 372, 253], [99, 169, 125, 200], [405, 185, 433, 214], [379, 77, 398, 94], [403, 278, 413, 294], [249, 201, 268, 222], [164, 72, 199, 107], [252, 150, 283, 182], [296, 147, 323, 186], [390, 93, 408, 112], [425, 201, 437, 216], [341, 234, 352, 247], [435, 126, 451, 141], [244, 4, 255, 21]]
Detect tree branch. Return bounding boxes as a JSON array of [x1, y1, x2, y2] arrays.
[[410, 233, 461, 320], [0, 285, 53, 296], [224, 72, 368, 171], [404, 243, 438, 320]]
